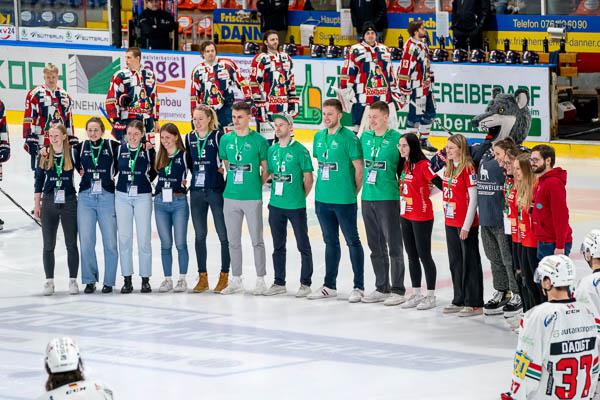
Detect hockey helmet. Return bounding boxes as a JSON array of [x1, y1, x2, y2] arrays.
[[282, 42, 297, 57], [452, 48, 468, 63], [488, 49, 506, 64], [505, 50, 521, 64], [522, 50, 540, 65], [390, 46, 403, 60], [581, 229, 600, 263], [432, 47, 448, 62], [534, 255, 576, 288], [243, 42, 259, 55], [311, 44, 326, 58], [45, 337, 81, 374], [469, 48, 486, 63]]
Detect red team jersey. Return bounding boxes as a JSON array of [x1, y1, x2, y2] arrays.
[[400, 159, 437, 221], [397, 36, 433, 98], [23, 84, 73, 144], [518, 203, 537, 248], [506, 177, 520, 243], [442, 165, 478, 228]]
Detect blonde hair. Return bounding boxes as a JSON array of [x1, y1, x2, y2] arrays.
[[515, 153, 536, 210], [156, 123, 185, 171], [444, 134, 474, 178], [193, 105, 219, 131], [43, 63, 59, 75], [39, 124, 73, 171]]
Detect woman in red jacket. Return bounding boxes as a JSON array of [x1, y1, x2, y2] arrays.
[[442, 134, 483, 317]]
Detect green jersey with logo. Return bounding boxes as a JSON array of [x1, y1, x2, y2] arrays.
[[313, 126, 363, 204], [219, 130, 268, 201], [360, 129, 401, 201], [267, 140, 314, 209]]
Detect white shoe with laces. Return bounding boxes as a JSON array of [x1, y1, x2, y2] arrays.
[[361, 290, 389, 303], [253, 276, 267, 295], [159, 279, 173, 293], [416, 295, 436, 310], [384, 293, 407, 306], [69, 279, 79, 295], [400, 294, 422, 308], [43, 280, 55, 296], [221, 276, 244, 295], [307, 286, 337, 300], [348, 289, 364, 303], [295, 285, 311, 298], [264, 284, 286, 296], [173, 279, 187, 293]]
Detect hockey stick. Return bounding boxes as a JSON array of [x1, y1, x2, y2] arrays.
[[99, 106, 114, 128], [0, 186, 42, 227]]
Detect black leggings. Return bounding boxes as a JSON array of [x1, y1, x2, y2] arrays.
[[520, 244, 543, 308], [41, 195, 79, 279], [401, 217, 436, 290]]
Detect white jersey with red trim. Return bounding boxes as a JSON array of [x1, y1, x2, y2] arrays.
[[575, 271, 600, 318], [36, 381, 113, 400], [506, 300, 600, 400]]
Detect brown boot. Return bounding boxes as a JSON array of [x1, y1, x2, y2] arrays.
[[213, 272, 229, 293], [193, 272, 209, 293]]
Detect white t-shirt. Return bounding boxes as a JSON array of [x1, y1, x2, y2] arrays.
[[36, 380, 113, 400]]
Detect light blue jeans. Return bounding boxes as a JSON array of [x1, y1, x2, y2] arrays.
[[154, 195, 190, 277], [115, 191, 153, 277], [77, 189, 119, 286]]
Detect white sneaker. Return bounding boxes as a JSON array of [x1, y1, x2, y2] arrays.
[[348, 288, 364, 303], [253, 276, 267, 295], [443, 304, 463, 314], [307, 286, 337, 300], [159, 279, 173, 293], [43, 281, 55, 296], [295, 285, 311, 298], [264, 284, 286, 296], [384, 293, 407, 306], [69, 279, 79, 295], [173, 279, 187, 293], [221, 276, 244, 295], [361, 290, 389, 303], [400, 294, 423, 308], [416, 295, 437, 310], [457, 306, 483, 317]]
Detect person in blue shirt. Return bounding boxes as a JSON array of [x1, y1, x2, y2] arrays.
[[34, 124, 79, 296], [114, 120, 156, 294], [73, 117, 120, 294], [154, 123, 190, 293], [185, 105, 230, 293]]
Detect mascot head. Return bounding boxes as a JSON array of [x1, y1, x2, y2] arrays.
[[472, 88, 531, 145]]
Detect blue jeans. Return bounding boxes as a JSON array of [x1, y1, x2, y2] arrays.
[[77, 189, 118, 286], [115, 191, 153, 277], [537, 241, 572, 260], [154, 195, 190, 277], [407, 91, 436, 128], [190, 189, 230, 274], [315, 201, 364, 290]]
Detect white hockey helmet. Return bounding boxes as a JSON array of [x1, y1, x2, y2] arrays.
[[45, 337, 80, 374], [581, 229, 600, 263], [534, 255, 576, 288]]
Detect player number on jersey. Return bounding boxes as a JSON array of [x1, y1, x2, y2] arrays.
[[555, 355, 593, 399]]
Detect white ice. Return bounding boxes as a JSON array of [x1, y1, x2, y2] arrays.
[[1, 131, 599, 399]]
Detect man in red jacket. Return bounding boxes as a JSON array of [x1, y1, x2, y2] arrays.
[[530, 144, 573, 259]]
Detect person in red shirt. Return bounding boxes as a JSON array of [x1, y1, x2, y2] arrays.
[[530, 144, 573, 259], [442, 134, 484, 317], [398, 133, 443, 310]]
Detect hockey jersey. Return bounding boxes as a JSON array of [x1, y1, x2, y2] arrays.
[[105, 67, 158, 124], [36, 380, 113, 400], [249, 51, 299, 121], [397, 36, 433, 98], [340, 41, 398, 106], [506, 299, 600, 400], [23, 84, 73, 144], [0, 100, 9, 163], [575, 271, 600, 321], [190, 57, 251, 113]]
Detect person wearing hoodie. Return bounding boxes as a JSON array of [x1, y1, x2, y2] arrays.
[[530, 144, 572, 259], [138, 0, 177, 50]]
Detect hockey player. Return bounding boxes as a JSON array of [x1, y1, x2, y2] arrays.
[[575, 230, 600, 317], [105, 47, 158, 144], [23, 63, 74, 171], [397, 19, 437, 152], [249, 30, 299, 144], [339, 21, 398, 135], [190, 41, 252, 132], [38, 337, 113, 400], [0, 99, 10, 230], [502, 255, 600, 400]]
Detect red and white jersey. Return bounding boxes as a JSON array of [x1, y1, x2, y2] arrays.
[[400, 159, 437, 222], [105, 67, 158, 122], [575, 271, 600, 323], [506, 300, 600, 400], [249, 51, 299, 117], [340, 41, 398, 106], [518, 201, 537, 248], [397, 36, 433, 98], [36, 380, 113, 400], [442, 164, 478, 228], [23, 84, 73, 143]]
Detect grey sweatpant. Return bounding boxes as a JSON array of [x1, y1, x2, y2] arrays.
[[223, 198, 266, 277], [481, 225, 519, 294]]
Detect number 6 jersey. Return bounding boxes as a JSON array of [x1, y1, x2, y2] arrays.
[[506, 299, 600, 400]]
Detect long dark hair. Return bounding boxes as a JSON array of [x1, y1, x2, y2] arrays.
[[156, 123, 185, 171], [398, 133, 428, 173], [45, 361, 85, 391]]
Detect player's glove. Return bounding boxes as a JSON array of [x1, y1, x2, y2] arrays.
[[23, 135, 39, 157], [254, 100, 267, 123], [112, 120, 127, 132], [118, 94, 133, 108], [398, 89, 411, 109], [0, 141, 10, 163], [288, 97, 300, 118], [500, 393, 515, 400], [429, 148, 448, 173], [68, 135, 79, 147]]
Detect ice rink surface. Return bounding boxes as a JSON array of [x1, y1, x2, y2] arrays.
[[1, 132, 600, 399]]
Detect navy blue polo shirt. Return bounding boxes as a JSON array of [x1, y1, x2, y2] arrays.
[[185, 130, 225, 191], [74, 139, 120, 193], [155, 149, 188, 196], [115, 143, 156, 194], [34, 150, 77, 196]]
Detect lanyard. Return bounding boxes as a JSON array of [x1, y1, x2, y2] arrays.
[[321, 127, 342, 160], [196, 131, 210, 161], [234, 134, 247, 161], [445, 165, 459, 199], [370, 130, 389, 162], [89, 139, 104, 169], [400, 163, 408, 196], [54, 153, 64, 179], [504, 180, 513, 214], [164, 150, 180, 176], [276, 140, 294, 172], [128, 144, 142, 174]]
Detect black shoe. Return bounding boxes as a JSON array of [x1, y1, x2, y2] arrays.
[[483, 290, 510, 316], [101, 285, 113, 294], [503, 294, 523, 318], [121, 276, 133, 294], [420, 138, 437, 153], [84, 283, 96, 294], [0, 218, 4, 231], [141, 277, 152, 293]]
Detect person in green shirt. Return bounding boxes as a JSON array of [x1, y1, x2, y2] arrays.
[[307, 99, 365, 303], [218, 102, 269, 295], [360, 101, 406, 306], [263, 113, 315, 297]]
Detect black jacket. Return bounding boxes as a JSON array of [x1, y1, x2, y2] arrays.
[[257, 0, 289, 32], [451, 0, 490, 34], [139, 9, 177, 50], [350, 0, 387, 34]]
